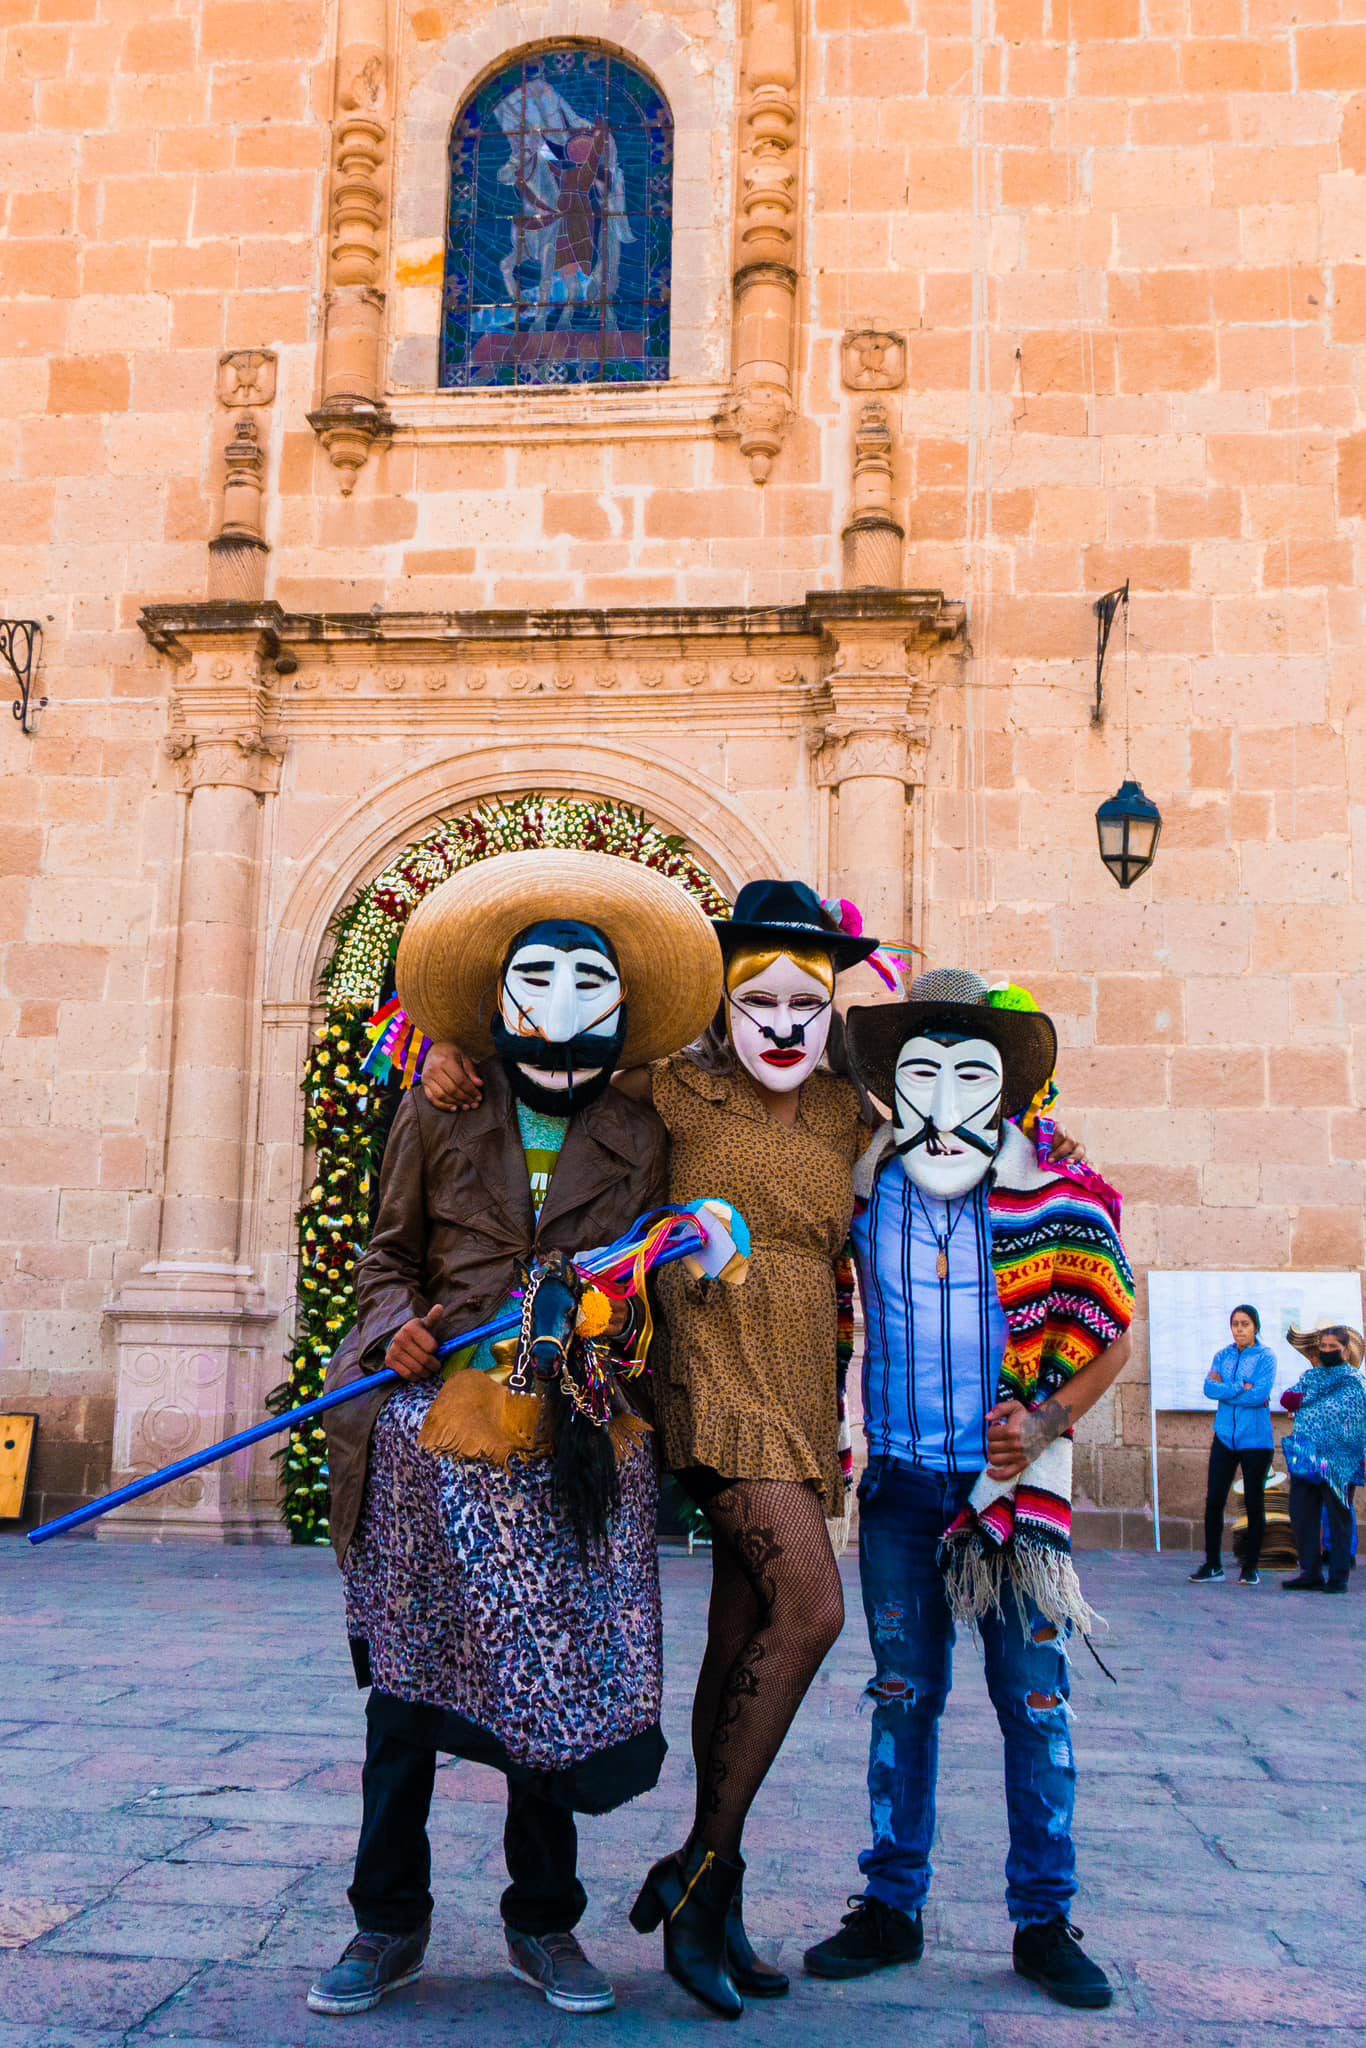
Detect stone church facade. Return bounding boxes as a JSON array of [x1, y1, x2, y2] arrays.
[[2, 1, 1362, 1544]]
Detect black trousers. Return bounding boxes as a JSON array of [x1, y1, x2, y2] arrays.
[[347, 1697, 587, 1939], [1203, 1437, 1273, 1569], [1288, 1476, 1354, 1588]]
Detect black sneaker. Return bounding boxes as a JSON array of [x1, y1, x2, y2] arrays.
[[1188, 1562, 1223, 1582], [1323, 1580, 1349, 1595], [1282, 1572, 1326, 1591], [507, 1929, 615, 2013], [307, 1921, 429, 2015], [1013, 1918, 1112, 2010], [1238, 1567, 1260, 1586], [803, 1895, 923, 1979]]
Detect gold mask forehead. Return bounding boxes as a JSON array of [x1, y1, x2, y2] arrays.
[[724, 943, 836, 996]]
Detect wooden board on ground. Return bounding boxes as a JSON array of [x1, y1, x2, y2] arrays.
[[0, 1416, 36, 1520]]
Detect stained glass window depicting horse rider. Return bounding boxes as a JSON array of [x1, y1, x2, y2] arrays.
[[441, 46, 673, 388]]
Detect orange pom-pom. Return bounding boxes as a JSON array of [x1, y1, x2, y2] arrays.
[[576, 1288, 613, 1339]]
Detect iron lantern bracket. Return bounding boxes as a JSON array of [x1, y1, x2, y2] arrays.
[[1092, 580, 1128, 725], [3, 620, 45, 735]]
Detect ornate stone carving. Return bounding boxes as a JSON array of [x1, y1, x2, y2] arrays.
[[219, 415, 265, 540], [314, 0, 393, 492], [722, 1, 802, 483], [166, 729, 286, 796], [809, 718, 928, 790], [217, 349, 278, 408], [210, 354, 275, 601], [105, 1264, 283, 1542], [841, 330, 906, 392], [843, 398, 904, 590]]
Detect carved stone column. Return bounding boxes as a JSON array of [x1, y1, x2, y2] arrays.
[[808, 598, 960, 946], [104, 631, 287, 1541], [719, 0, 801, 482], [309, 0, 392, 492]]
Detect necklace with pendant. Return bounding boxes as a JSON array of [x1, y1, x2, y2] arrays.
[[912, 1186, 970, 1281]]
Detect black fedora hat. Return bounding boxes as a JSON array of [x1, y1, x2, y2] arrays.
[[846, 967, 1058, 1118], [713, 879, 879, 972]]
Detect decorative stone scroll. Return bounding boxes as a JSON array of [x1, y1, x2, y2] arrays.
[[719, 0, 802, 483], [310, 0, 393, 491]]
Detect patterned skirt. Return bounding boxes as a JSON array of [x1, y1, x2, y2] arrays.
[[343, 1383, 664, 1787]]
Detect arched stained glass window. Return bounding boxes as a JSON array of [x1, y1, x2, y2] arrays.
[[441, 46, 673, 388]]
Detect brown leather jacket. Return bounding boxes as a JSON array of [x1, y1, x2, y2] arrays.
[[323, 1059, 669, 1563]]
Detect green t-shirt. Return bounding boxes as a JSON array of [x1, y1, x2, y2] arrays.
[[443, 1100, 569, 1378]]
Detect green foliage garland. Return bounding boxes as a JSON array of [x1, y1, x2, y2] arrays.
[[271, 795, 728, 1542]]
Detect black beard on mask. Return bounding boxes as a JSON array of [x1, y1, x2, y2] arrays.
[[490, 1013, 627, 1115]]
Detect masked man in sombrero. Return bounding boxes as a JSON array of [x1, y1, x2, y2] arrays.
[[308, 850, 721, 2021], [803, 970, 1134, 2012]]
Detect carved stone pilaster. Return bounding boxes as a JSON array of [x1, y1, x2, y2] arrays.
[[103, 1266, 285, 1544], [809, 717, 927, 792], [720, 1, 801, 483], [164, 729, 285, 797], [210, 350, 277, 602], [843, 399, 904, 590], [314, 0, 393, 493]]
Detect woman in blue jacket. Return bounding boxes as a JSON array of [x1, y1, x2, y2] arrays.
[[1189, 1304, 1277, 1586]]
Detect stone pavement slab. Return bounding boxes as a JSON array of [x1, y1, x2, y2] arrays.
[[1, 1538, 1362, 2046]]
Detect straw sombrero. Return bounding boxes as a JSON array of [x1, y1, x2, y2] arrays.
[[1287, 1321, 1364, 1369], [396, 849, 723, 1066]]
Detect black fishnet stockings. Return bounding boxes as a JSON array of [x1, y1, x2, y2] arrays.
[[681, 1478, 844, 1861]]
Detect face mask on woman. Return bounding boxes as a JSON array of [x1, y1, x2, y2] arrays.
[[725, 947, 834, 1094]]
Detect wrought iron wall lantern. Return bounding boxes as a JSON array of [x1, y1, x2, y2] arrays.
[[3, 620, 45, 735], [1089, 581, 1162, 889], [1096, 778, 1162, 889]]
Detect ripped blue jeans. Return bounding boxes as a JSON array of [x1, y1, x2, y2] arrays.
[[857, 1456, 1077, 1928]]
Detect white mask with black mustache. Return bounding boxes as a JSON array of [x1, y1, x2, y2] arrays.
[[892, 1033, 1004, 1197]]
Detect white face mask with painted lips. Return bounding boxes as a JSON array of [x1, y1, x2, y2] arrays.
[[892, 1032, 1005, 1198], [727, 955, 833, 1095]]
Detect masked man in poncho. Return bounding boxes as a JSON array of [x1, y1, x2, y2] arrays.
[[804, 970, 1134, 2012], [309, 851, 721, 2022]]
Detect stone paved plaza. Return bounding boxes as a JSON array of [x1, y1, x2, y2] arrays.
[[0, 1539, 1362, 2048]]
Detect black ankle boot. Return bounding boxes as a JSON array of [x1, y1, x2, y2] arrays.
[[630, 1841, 744, 2019], [726, 1882, 788, 1998]]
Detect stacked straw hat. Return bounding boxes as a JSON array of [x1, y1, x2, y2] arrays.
[[396, 848, 723, 1067]]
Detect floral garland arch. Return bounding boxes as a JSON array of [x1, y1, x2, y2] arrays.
[[271, 794, 730, 1542]]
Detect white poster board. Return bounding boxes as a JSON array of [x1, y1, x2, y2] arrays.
[[1144, 1270, 1362, 1552], [1147, 1270, 1363, 1412]]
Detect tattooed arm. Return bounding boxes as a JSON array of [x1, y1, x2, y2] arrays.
[[984, 1331, 1132, 1482]]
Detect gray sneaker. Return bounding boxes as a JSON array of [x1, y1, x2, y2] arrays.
[[507, 1928, 615, 2013], [306, 1922, 429, 2014]]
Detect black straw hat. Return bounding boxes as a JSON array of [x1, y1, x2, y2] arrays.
[[713, 879, 879, 972], [846, 967, 1058, 1118]]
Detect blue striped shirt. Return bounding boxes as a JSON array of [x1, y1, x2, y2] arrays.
[[851, 1159, 1008, 1475]]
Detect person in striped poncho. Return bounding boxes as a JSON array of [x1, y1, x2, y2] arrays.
[[803, 970, 1134, 2014]]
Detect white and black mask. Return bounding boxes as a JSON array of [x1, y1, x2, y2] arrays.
[[491, 919, 626, 1114], [892, 1032, 1005, 1198]]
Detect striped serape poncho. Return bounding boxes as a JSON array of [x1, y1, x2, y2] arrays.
[[854, 1121, 1135, 1636]]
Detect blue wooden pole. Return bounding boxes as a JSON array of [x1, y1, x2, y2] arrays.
[[28, 1210, 705, 1547]]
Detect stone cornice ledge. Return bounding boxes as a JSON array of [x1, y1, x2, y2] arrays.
[[140, 592, 965, 659], [387, 382, 730, 445]]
